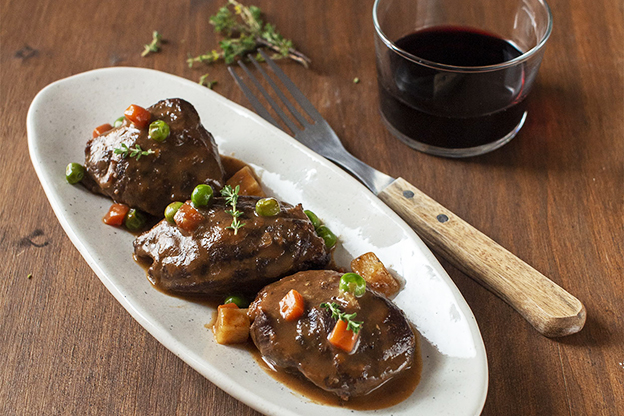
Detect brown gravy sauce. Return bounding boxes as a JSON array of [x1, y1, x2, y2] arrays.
[[248, 330, 423, 411], [134, 255, 225, 306], [139, 258, 421, 411], [220, 155, 254, 180], [135, 155, 422, 409]]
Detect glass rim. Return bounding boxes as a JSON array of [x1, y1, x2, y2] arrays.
[[372, 0, 553, 72]]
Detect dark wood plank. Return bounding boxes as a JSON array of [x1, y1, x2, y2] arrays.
[[1, 0, 622, 415]]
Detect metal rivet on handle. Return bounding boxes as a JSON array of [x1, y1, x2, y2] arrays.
[[437, 214, 449, 223], [403, 190, 414, 199]]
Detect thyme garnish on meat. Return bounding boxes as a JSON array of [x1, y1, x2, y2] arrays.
[[142, 31, 163, 57], [187, 0, 310, 68], [113, 143, 155, 160], [320, 302, 363, 334], [220, 184, 245, 234]]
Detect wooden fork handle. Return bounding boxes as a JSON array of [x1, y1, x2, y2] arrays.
[[378, 177, 586, 337]]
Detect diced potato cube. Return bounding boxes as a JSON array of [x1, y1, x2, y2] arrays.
[[213, 306, 250, 344], [350, 252, 400, 298], [226, 166, 266, 197]]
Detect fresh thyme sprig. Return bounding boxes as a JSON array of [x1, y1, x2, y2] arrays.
[[113, 143, 155, 160], [320, 302, 363, 334], [187, 0, 310, 68], [142, 31, 163, 57], [220, 184, 245, 234]]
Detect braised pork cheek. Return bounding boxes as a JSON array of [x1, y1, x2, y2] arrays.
[[248, 270, 417, 400], [83, 98, 225, 216], [133, 197, 330, 296]]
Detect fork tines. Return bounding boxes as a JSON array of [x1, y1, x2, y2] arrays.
[[228, 50, 321, 134]]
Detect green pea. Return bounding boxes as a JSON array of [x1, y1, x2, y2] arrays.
[[165, 201, 184, 224], [316, 225, 337, 249], [148, 120, 170, 142], [304, 209, 321, 229], [224, 294, 249, 308], [125, 208, 146, 231], [113, 116, 125, 128], [255, 197, 280, 216], [191, 184, 213, 207], [65, 163, 85, 184], [339, 273, 367, 297]]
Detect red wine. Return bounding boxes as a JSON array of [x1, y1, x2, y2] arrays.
[[379, 26, 528, 150]]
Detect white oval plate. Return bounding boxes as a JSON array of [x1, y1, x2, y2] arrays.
[[27, 67, 487, 416]]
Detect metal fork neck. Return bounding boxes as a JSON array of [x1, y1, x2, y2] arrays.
[[324, 150, 395, 195]]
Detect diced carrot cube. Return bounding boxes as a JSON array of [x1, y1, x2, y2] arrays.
[[174, 203, 204, 232], [124, 104, 151, 129], [279, 289, 305, 321], [328, 319, 359, 353], [92, 123, 113, 138], [103, 203, 130, 226]]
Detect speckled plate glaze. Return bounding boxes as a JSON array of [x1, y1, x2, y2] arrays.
[[27, 67, 488, 416]]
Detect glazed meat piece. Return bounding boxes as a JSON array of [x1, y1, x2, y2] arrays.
[[133, 196, 330, 296], [248, 270, 417, 400], [83, 98, 225, 216]]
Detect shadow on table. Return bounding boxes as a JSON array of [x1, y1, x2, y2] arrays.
[[450, 79, 594, 173], [553, 308, 614, 347]]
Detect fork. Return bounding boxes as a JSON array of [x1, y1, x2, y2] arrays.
[[228, 50, 585, 338]]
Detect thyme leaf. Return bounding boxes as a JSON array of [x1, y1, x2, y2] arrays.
[[220, 185, 245, 234], [199, 73, 218, 89], [320, 302, 363, 334], [142, 31, 163, 57], [113, 143, 155, 161]]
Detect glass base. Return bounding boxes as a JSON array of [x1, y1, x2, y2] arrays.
[[381, 111, 527, 158]]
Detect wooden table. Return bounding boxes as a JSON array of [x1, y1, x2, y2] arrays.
[[2, 0, 622, 414]]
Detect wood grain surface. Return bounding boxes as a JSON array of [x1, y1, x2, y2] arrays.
[[1, 0, 622, 415]]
